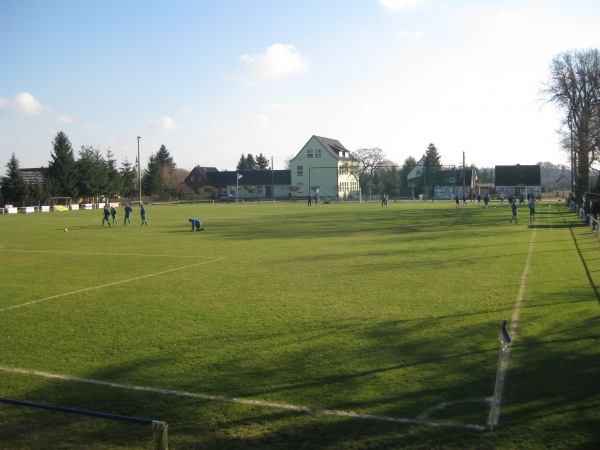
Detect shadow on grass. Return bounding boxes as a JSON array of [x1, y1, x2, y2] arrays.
[[569, 227, 600, 302], [530, 224, 588, 229], [2, 310, 598, 448]]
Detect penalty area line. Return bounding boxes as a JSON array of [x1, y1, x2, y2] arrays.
[[0, 366, 485, 430], [0, 257, 225, 313]]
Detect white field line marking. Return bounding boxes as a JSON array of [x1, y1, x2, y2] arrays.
[[0, 249, 214, 259], [417, 397, 493, 421], [0, 257, 224, 313], [0, 366, 485, 430], [488, 227, 536, 428]]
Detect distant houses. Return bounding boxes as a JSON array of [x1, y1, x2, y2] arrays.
[[184, 135, 359, 201], [5, 138, 544, 204], [407, 157, 475, 199], [184, 166, 291, 200], [183, 139, 544, 201]]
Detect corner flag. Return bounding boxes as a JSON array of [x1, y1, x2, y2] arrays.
[[498, 320, 511, 350]]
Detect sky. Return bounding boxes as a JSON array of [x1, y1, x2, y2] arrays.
[[2, 0, 600, 174]]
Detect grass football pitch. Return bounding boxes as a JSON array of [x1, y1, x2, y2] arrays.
[[0, 199, 598, 449]]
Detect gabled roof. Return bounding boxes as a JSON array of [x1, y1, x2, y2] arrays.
[[495, 165, 541, 186], [186, 166, 218, 182], [434, 168, 473, 185], [312, 135, 355, 161], [407, 156, 426, 180]]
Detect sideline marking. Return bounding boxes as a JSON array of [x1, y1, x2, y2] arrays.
[[488, 227, 536, 428], [0, 366, 485, 430], [0, 257, 224, 313]]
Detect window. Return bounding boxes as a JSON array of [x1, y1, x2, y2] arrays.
[[297, 165, 303, 176], [258, 186, 264, 195], [298, 183, 303, 192], [190, 176, 194, 182], [307, 150, 313, 158], [315, 149, 321, 158]]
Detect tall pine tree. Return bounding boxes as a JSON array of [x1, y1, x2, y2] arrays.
[[48, 131, 78, 197], [119, 158, 137, 198], [256, 153, 270, 170], [2, 153, 28, 206], [236, 154, 249, 171], [423, 143, 442, 199], [76, 145, 108, 200], [246, 153, 257, 170], [140, 145, 175, 197]]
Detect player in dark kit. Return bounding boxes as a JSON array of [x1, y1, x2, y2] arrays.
[[124, 204, 133, 225], [102, 206, 112, 227], [189, 218, 205, 232], [140, 204, 148, 226]]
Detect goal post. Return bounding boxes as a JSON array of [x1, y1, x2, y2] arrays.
[[0, 397, 168, 449]]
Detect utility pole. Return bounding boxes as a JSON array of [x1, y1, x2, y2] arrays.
[[462, 151, 466, 197], [137, 136, 142, 204]]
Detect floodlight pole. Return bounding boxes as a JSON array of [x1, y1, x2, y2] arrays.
[[137, 136, 141, 204]]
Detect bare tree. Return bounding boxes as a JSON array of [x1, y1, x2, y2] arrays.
[[288, 185, 300, 201], [542, 49, 600, 196], [203, 185, 216, 200], [352, 148, 387, 192]]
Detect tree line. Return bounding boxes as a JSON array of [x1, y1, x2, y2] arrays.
[[1, 131, 186, 206], [236, 153, 270, 171], [349, 143, 498, 198]]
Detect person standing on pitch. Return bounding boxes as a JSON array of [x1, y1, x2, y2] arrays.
[[124, 204, 133, 226], [529, 198, 536, 224], [307, 194, 312, 207], [140, 204, 148, 226], [189, 218, 205, 232], [111, 206, 118, 225], [510, 200, 518, 223], [102, 205, 112, 227]]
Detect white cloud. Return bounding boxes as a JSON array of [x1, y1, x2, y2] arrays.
[[379, 0, 427, 12], [0, 92, 45, 115], [240, 43, 309, 85], [149, 116, 179, 131], [399, 29, 425, 41], [260, 103, 311, 111], [255, 113, 270, 127], [57, 115, 73, 123]]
